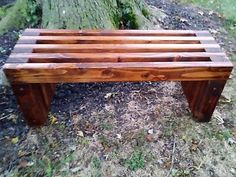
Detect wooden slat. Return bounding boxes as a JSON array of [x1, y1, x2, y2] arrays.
[[7, 52, 227, 63], [195, 31, 230, 62], [18, 36, 215, 44], [3, 62, 232, 83], [23, 28, 210, 36], [12, 44, 220, 53]]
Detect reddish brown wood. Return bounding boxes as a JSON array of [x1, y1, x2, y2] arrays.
[[3, 29, 233, 126], [11, 83, 56, 126], [18, 36, 215, 44], [13, 44, 219, 53], [7, 52, 215, 63], [3, 62, 232, 83], [181, 80, 227, 122], [23, 28, 209, 36]]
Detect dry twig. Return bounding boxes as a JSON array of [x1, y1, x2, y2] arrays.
[[165, 136, 176, 177]]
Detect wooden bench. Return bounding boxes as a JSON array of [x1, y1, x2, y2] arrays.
[[3, 28, 233, 126]]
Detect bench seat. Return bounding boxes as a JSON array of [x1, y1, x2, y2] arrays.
[[3, 28, 233, 126]]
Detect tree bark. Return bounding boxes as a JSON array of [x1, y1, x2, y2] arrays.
[[0, 0, 166, 86], [0, 0, 166, 35], [41, 0, 158, 29]]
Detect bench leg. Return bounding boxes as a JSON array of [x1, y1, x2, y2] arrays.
[[11, 83, 56, 127], [181, 80, 226, 122]]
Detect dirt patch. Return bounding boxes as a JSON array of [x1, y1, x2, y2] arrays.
[[0, 0, 236, 176], [0, 0, 15, 7]]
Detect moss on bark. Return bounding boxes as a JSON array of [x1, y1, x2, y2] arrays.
[[0, 0, 29, 34], [41, 0, 155, 29], [0, 0, 41, 35], [0, 0, 163, 35]]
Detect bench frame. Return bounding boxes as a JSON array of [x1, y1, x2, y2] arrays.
[[3, 29, 233, 126]]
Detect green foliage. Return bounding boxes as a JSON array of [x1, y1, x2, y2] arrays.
[[215, 130, 232, 140], [19, 153, 74, 177], [142, 7, 150, 18], [180, 0, 236, 38], [101, 122, 113, 131], [203, 126, 233, 141], [25, 0, 41, 26], [38, 157, 54, 177], [117, 0, 139, 29], [125, 150, 145, 171], [0, 0, 41, 35], [135, 129, 147, 147], [0, 3, 14, 20], [92, 156, 102, 170], [170, 168, 191, 177]]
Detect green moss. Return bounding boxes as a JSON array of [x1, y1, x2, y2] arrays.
[[0, 5, 12, 20], [0, 0, 41, 35], [142, 7, 150, 18], [117, 0, 139, 29], [92, 156, 102, 170]]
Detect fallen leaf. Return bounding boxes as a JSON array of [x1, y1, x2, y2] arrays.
[[209, 29, 218, 34], [148, 129, 154, 134], [71, 167, 80, 173], [78, 131, 84, 137], [116, 134, 122, 139], [18, 160, 28, 168], [49, 114, 58, 124], [228, 138, 236, 145], [209, 11, 214, 15], [11, 137, 19, 144], [198, 11, 204, 16], [104, 93, 113, 99], [213, 110, 224, 124], [163, 160, 172, 169], [190, 139, 199, 151], [146, 134, 154, 142]]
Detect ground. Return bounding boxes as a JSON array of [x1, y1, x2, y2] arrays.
[[0, 0, 236, 176]]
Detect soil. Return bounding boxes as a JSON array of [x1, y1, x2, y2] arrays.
[[0, 0, 15, 7], [0, 0, 236, 176]]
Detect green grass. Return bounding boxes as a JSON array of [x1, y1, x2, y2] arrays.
[[92, 156, 102, 170], [101, 122, 113, 131], [180, 0, 236, 38], [125, 150, 145, 171]]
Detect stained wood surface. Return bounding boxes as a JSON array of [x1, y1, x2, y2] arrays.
[[8, 52, 223, 63], [3, 29, 234, 125], [181, 80, 227, 122], [4, 29, 233, 83], [4, 62, 232, 83], [22, 29, 209, 36], [4, 28, 233, 83], [18, 36, 214, 44], [11, 83, 55, 126]]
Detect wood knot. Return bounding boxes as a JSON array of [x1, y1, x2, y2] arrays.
[[142, 72, 150, 78], [102, 69, 114, 77]]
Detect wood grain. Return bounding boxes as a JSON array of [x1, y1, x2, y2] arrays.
[[3, 62, 232, 83], [23, 28, 210, 36], [8, 52, 224, 63], [3, 28, 233, 126], [18, 36, 215, 44], [181, 80, 227, 122], [13, 44, 221, 53], [11, 83, 56, 126]]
